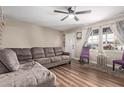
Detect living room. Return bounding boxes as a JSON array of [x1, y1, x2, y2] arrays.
[[0, 0, 124, 92]]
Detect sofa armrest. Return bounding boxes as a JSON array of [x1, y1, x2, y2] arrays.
[[62, 52, 70, 56]]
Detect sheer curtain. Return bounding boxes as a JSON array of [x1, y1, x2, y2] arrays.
[[79, 27, 92, 59], [0, 6, 4, 48], [82, 27, 92, 47], [111, 20, 124, 45]]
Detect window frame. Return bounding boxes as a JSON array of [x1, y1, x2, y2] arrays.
[[86, 26, 124, 51], [87, 28, 99, 49]]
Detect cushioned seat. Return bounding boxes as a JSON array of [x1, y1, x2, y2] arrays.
[[34, 58, 51, 65], [50, 56, 62, 63], [0, 47, 71, 87], [54, 47, 63, 56], [113, 60, 124, 65], [81, 55, 89, 58], [19, 60, 34, 64], [10, 48, 32, 64], [31, 47, 71, 68], [44, 48, 55, 57], [113, 52, 124, 71], [0, 62, 56, 87], [0, 49, 20, 71], [31, 47, 45, 59], [61, 55, 70, 60], [80, 47, 90, 63], [0, 61, 9, 74]]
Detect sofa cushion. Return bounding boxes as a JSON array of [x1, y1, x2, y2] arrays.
[[50, 56, 62, 62], [31, 47, 45, 59], [11, 48, 32, 62], [0, 62, 56, 87], [62, 55, 70, 61], [0, 61, 9, 74], [0, 49, 20, 71], [54, 47, 63, 56], [44, 48, 55, 57], [19, 60, 35, 64], [34, 58, 51, 65]]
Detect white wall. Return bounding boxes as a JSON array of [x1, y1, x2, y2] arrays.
[[64, 28, 87, 58], [65, 32, 76, 58], [3, 18, 63, 48]]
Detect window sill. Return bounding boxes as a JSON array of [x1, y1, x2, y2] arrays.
[[90, 49, 123, 53], [103, 50, 123, 53]]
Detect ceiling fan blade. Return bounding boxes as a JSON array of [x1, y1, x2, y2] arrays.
[[54, 10, 68, 14], [75, 10, 91, 14], [74, 16, 79, 21], [61, 15, 68, 21]]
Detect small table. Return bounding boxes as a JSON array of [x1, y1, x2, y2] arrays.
[[97, 54, 108, 72]]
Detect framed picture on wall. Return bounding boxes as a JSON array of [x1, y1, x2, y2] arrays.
[[76, 32, 82, 39]]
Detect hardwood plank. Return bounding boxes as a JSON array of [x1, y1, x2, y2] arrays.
[[63, 64, 123, 86], [50, 61, 124, 87]]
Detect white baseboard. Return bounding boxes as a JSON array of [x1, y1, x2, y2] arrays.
[[90, 61, 120, 69], [72, 58, 119, 69], [90, 61, 97, 64], [73, 57, 79, 60], [73, 57, 80, 60]]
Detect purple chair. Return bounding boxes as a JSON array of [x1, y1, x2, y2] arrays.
[[80, 47, 90, 63], [113, 51, 124, 71]]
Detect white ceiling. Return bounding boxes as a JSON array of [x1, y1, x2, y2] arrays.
[[3, 6, 124, 31]]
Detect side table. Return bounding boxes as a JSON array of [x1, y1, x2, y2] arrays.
[[97, 54, 108, 72]]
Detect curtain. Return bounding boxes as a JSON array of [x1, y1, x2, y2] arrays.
[[75, 28, 91, 58], [78, 27, 92, 58], [111, 20, 124, 45], [82, 27, 92, 47], [0, 6, 4, 48], [0, 7, 4, 31]]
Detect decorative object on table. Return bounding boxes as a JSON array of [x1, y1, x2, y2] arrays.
[[103, 44, 114, 50], [76, 32, 82, 39], [113, 51, 124, 71], [80, 47, 90, 63]]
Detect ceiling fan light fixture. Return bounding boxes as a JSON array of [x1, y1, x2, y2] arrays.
[[68, 14, 75, 19]]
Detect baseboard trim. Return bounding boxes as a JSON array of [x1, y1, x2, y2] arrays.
[[72, 58, 119, 69], [72, 57, 79, 60]]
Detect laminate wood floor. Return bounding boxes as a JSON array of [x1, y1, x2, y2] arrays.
[[50, 61, 124, 87]]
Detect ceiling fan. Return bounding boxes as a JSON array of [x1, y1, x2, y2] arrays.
[[54, 6, 91, 21]]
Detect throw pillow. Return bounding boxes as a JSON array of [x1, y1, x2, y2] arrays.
[[0, 49, 20, 71]]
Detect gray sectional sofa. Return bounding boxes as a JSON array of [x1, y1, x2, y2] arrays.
[[0, 47, 71, 87], [31, 47, 71, 68]]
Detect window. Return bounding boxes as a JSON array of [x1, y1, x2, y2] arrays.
[[102, 27, 114, 50], [86, 26, 124, 51], [114, 37, 124, 51], [87, 29, 99, 49], [102, 27, 124, 50]]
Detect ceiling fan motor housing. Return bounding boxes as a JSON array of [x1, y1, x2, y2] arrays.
[[68, 7, 74, 14]]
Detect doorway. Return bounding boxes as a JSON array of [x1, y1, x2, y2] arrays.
[[65, 32, 76, 58]]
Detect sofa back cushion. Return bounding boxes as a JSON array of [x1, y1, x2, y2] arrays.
[[10, 48, 32, 63], [44, 47, 55, 57], [54, 47, 63, 56], [0, 49, 20, 71], [31, 47, 45, 59], [0, 61, 9, 74]]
